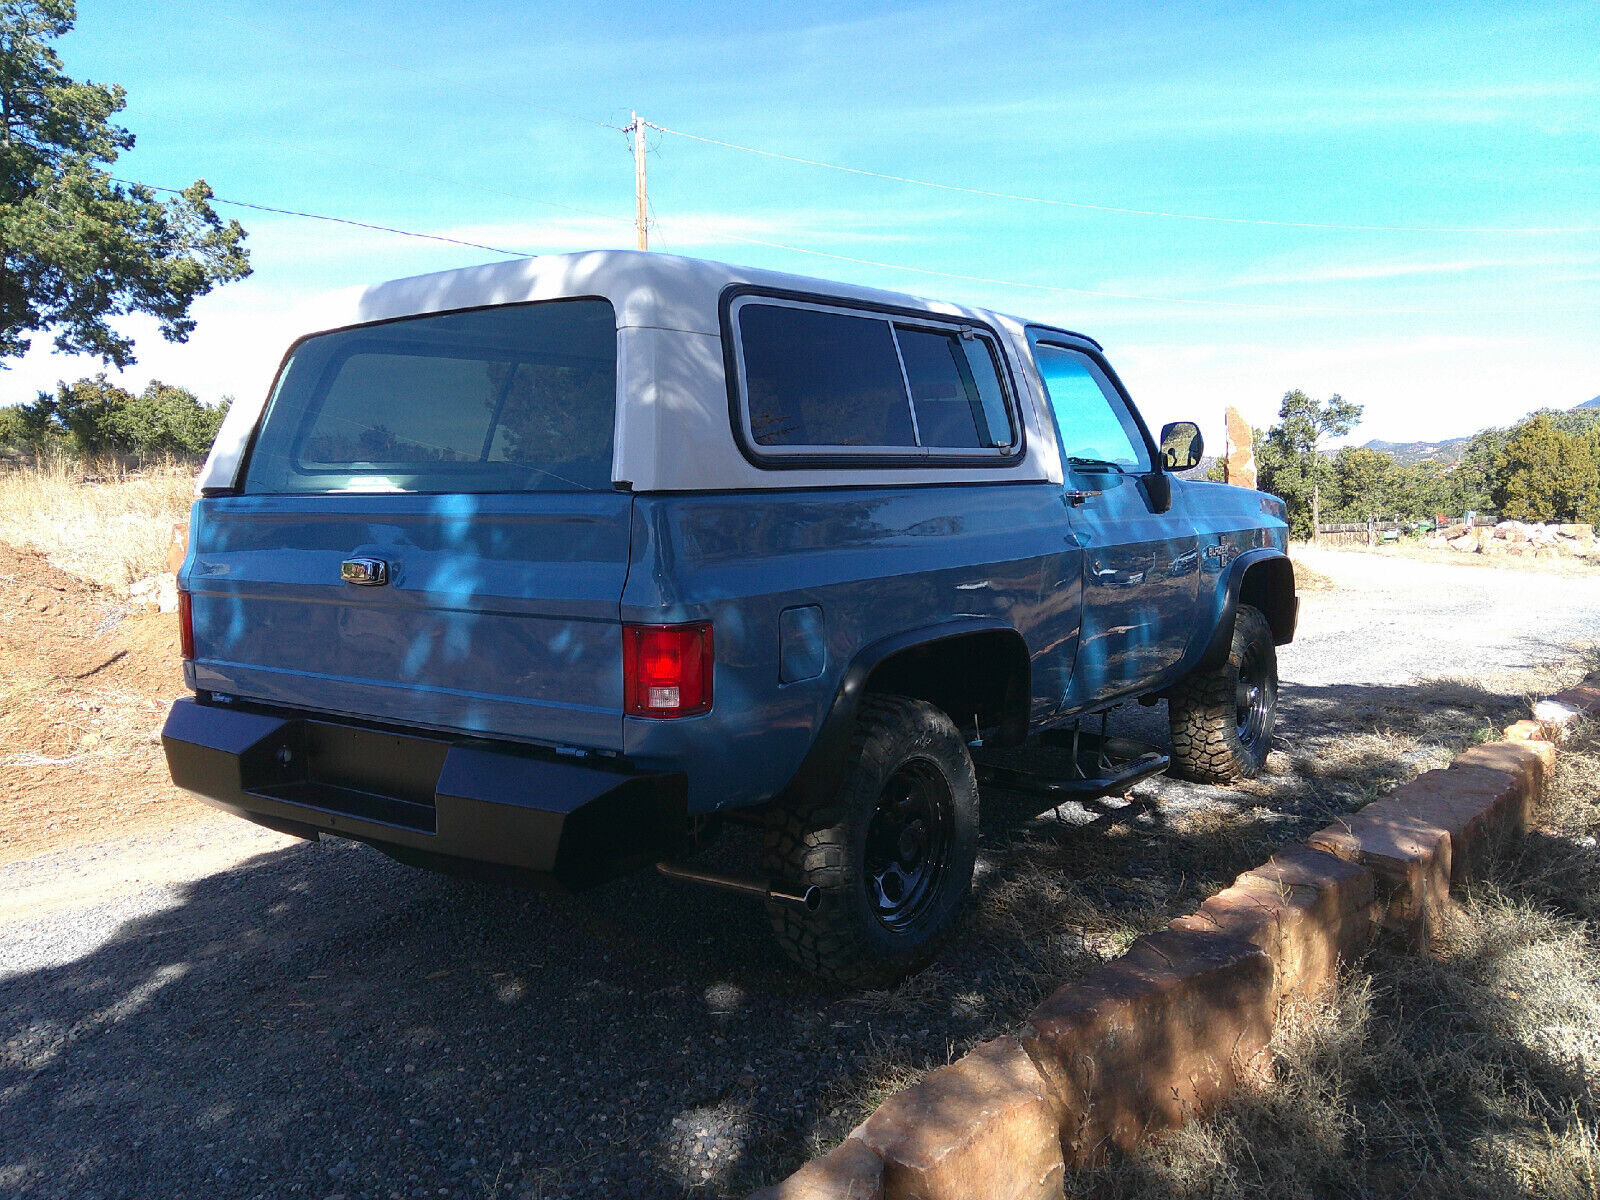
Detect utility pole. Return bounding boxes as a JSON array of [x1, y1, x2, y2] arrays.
[[627, 112, 648, 251]]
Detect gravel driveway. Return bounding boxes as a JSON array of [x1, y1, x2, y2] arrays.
[[4, 549, 1597, 1199]]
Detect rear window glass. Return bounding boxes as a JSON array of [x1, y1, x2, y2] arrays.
[[244, 299, 616, 494], [740, 304, 912, 447], [733, 299, 1015, 457]]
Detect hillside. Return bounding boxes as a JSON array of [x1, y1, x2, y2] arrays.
[[1359, 436, 1471, 466], [1575, 395, 1600, 411]]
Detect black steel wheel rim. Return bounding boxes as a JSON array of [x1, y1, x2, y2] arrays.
[[1235, 642, 1274, 752], [864, 759, 954, 933]]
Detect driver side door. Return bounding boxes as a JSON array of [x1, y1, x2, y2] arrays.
[[1028, 333, 1201, 711]]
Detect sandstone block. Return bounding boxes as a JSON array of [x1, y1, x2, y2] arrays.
[[1403, 763, 1527, 880], [1502, 719, 1548, 743], [1308, 807, 1452, 950], [1548, 683, 1600, 719], [1559, 523, 1595, 540], [1170, 845, 1378, 1004], [1452, 740, 1551, 811], [851, 1037, 1063, 1200], [1223, 406, 1256, 491], [1023, 929, 1274, 1167], [1533, 699, 1584, 740], [166, 520, 189, 575], [1448, 535, 1476, 552], [748, 1137, 885, 1200]]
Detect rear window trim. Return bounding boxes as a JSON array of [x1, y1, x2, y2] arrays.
[[234, 296, 619, 496], [719, 285, 1027, 471]]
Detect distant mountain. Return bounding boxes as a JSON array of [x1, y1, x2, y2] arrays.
[[1575, 396, 1600, 410], [1359, 436, 1472, 466]]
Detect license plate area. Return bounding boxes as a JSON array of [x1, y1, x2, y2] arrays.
[[241, 720, 449, 833]]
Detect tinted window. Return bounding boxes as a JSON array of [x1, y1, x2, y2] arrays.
[[895, 326, 1013, 449], [1030, 342, 1150, 471], [244, 300, 616, 494], [739, 304, 913, 447]]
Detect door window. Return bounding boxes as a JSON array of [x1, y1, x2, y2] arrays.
[[1029, 341, 1150, 472]]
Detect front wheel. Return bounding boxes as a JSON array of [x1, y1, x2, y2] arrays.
[[1167, 604, 1278, 783], [763, 694, 978, 988]]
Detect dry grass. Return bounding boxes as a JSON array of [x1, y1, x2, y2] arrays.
[[0, 459, 196, 587], [1079, 720, 1600, 1200]]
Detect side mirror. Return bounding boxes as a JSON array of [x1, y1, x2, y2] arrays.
[[1159, 421, 1204, 471]]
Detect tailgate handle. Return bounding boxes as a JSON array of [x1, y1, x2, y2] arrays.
[[341, 557, 389, 587]]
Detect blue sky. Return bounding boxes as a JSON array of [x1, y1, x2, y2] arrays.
[[16, 0, 1598, 448]]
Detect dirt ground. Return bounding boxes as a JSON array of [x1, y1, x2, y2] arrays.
[[0, 544, 189, 864]]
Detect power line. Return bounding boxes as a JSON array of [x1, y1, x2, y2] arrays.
[[647, 121, 1600, 236], [143, 108, 636, 233], [118, 179, 536, 257]]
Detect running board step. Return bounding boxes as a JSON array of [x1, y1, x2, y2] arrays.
[[973, 731, 1169, 800]]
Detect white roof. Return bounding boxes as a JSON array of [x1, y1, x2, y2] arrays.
[[199, 250, 1075, 493]]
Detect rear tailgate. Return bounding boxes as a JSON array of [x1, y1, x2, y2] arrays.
[[186, 296, 631, 751], [186, 492, 632, 750]]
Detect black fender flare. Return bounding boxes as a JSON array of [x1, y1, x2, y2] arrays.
[[776, 618, 1030, 806], [1195, 548, 1298, 672]]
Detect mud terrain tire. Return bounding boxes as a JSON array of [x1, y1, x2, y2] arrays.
[[1167, 603, 1278, 783], [763, 694, 978, 988]]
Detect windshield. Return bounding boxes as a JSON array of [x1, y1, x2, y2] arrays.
[[243, 299, 617, 494]]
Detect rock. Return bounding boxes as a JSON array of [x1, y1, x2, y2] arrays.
[[1024, 929, 1275, 1167], [1170, 845, 1379, 1006], [1223, 407, 1256, 491], [1448, 535, 1476, 553], [851, 1038, 1063, 1200], [747, 1137, 885, 1200], [1559, 523, 1594, 540], [1308, 804, 1454, 951], [166, 521, 190, 574]]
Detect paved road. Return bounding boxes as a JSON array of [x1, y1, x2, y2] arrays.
[[4, 549, 1597, 1199]]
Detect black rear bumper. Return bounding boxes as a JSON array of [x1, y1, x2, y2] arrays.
[[161, 697, 686, 890]]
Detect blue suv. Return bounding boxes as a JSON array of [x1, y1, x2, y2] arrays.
[[163, 251, 1296, 985]]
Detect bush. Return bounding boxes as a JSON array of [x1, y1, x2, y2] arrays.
[[0, 375, 228, 461]]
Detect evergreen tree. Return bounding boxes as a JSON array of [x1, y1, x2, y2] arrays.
[[1491, 413, 1599, 523], [0, 1, 250, 366], [1256, 389, 1363, 539]]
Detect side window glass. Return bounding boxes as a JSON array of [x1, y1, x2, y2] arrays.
[[894, 326, 1014, 449], [738, 303, 914, 447], [1030, 342, 1150, 471]]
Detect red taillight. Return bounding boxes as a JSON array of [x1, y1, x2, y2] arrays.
[[623, 622, 712, 718], [178, 589, 195, 661]]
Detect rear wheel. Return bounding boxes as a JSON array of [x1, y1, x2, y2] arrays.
[[1167, 604, 1278, 783], [763, 695, 978, 988]]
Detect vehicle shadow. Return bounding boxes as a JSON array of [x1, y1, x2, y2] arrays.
[[0, 675, 1538, 1199]]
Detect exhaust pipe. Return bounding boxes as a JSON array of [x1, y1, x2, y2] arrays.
[[655, 860, 821, 912]]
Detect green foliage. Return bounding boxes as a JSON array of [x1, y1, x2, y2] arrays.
[[1256, 389, 1363, 538], [1491, 413, 1599, 523], [0, 0, 250, 367], [1451, 427, 1508, 514], [0, 374, 227, 459], [1328, 447, 1397, 521]]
